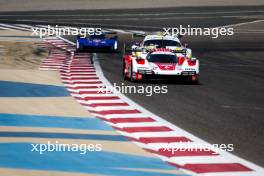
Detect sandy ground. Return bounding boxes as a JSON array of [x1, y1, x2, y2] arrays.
[[0, 168, 98, 176], [0, 41, 47, 69], [0, 166, 184, 176], [0, 126, 118, 135], [0, 97, 92, 117], [0, 32, 154, 168], [0, 29, 92, 118], [0, 29, 46, 70], [0, 0, 263, 12], [0, 29, 166, 167], [0, 69, 64, 86], [0, 137, 155, 157], [0, 30, 42, 42]]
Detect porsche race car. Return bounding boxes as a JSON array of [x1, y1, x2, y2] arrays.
[[122, 34, 199, 83]]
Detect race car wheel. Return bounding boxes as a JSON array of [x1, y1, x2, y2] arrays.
[[193, 75, 200, 85], [122, 62, 128, 80], [76, 41, 83, 52], [114, 41, 118, 50], [76, 40, 79, 50], [188, 75, 199, 84], [111, 41, 118, 52], [129, 64, 136, 82]]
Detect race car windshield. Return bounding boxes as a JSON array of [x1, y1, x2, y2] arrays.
[[147, 54, 177, 63], [89, 34, 105, 39], [144, 40, 181, 47]]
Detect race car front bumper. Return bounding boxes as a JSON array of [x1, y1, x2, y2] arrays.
[[136, 69, 198, 80]]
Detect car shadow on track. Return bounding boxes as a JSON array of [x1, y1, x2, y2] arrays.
[[125, 79, 202, 86]]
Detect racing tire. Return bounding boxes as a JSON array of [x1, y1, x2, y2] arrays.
[[76, 40, 84, 53], [193, 79, 200, 85], [111, 41, 119, 53], [187, 75, 199, 85], [122, 62, 128, 80], [129, 63, 136, 82]]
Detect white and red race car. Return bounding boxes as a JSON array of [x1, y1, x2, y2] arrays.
[[122, 35, 200, 83]]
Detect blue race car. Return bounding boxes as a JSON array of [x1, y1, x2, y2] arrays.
[[76, 33, 118, 52]]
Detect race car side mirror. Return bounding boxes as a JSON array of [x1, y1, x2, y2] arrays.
[[190, 57, 197, 61]]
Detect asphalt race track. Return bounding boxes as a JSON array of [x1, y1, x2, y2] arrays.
[[0, 6, 264, 30], [1, 5, 263, 167]]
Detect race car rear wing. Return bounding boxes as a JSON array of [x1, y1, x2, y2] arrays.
[[103, 31, 118, 35], [132, 32, 183, 38], [123, 46, 187, 56], [132, 33, 146, 38]]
